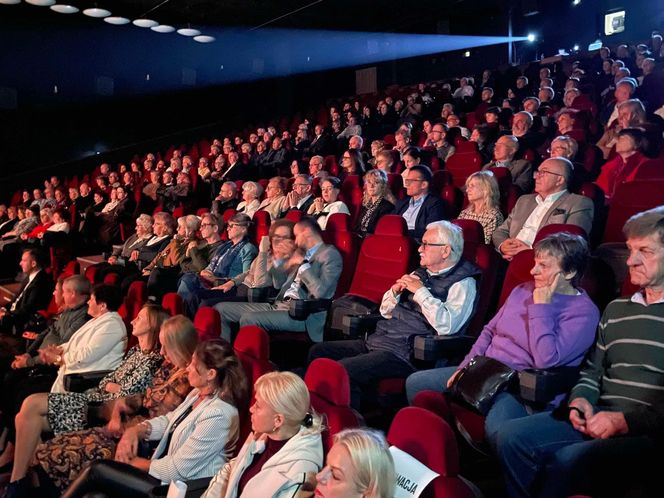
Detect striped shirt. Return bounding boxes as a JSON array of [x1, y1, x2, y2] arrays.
[[570, 295, 664, 436]]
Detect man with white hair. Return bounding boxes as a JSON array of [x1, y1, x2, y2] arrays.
[[308, 220, 480, 410], [482, 135, 534, 193]]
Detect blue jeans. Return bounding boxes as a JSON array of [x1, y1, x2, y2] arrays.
[[496, 411, 657, 498], [405, 367, 530, 452]]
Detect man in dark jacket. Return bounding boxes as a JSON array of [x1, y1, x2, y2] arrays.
[[393, 165, 446, 241]]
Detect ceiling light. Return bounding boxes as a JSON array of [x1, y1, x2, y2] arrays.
[[527, 33, 536, 42], [151, 24, 176, 33], [50, 4, 79, 13], [104, 16, 130, 25], [0, 0, 22, 5], [177, 27, 201, 37], [193, 35, 215, 43], [26, 0, 56, 5], [83, 7, 111, 18], [133, 18, 158, 28]]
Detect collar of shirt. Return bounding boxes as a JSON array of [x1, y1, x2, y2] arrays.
[[304, 242, 323, 261], [425, 265, 454, 277], [26, 269, 40, 284], [410, 193, 427, 207], [631, 291, 664, 306], [297, 194, 312, 209], [536, 189, 567, 205]]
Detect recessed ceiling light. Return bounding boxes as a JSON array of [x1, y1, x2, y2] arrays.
[[133, 18, 158, 28], [177, 28, 201, 37], [83, 7, 111, 18], [26, 0, 56, 5], [104, 16, 130, 25], [151, 24, 175, 33], [50, 4, 79, 14], [193, 35, 215, 43], [0, 0, 21, 5]]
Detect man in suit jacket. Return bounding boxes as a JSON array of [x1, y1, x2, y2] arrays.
[[306, 124, 334, 158], [221, 151, 251, 182], [0, 248, 54, 335], [215, 217, 342, 343], [482, 134, 534, 193], [493, 157, 594, 260], [393, 165, 446, 241]]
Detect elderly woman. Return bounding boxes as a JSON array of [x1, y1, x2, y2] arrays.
[[257, 177, 287, 221], [307, 177, 351, 230], [201, 371, 324, 498], [405, 233, 600, 451], [596, 127, 650, 201], [597, 99, 648, 159], [315, 429, 395, 498], [21, 207, 53, 242], [458, 171, 504, 244], [177, 213, 257, 316], [236, 181, 263, 219], [57, 340, 248, 498], [354, 169, 396, 238], [35, 314, 199, 492]]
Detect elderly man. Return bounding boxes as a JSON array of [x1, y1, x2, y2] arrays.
[[497, 206, 664, 498], [482, 135, 534, 193], [215, 217, 342, 342], [511, 110, 545, 156], [309, 220, 480, 410], [394, 165, 446, 241], [308, 155, 329, 181], [604, 77, 638, 127], [306, 124, 334, 157], [211, 181, 239, 216], [493, 157, 593, 259], [279, 173, 315, 217]]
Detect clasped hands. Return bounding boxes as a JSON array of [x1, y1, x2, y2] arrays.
[[500, 238, 529, 260], [38, 344, 63, 365], [391, 273, 424, 295], [568, 398, 628, 440]]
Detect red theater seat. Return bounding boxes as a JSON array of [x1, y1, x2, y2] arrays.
[[322, 213, 359, 297], [162, 292, 184, 316], [194, 306, 221, 341]]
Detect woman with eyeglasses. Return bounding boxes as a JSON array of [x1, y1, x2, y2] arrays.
[[307, 177, 350, 230], [34, 313, 198, 493], [339, 149, 365, 183], [354, 169, 396, 238]]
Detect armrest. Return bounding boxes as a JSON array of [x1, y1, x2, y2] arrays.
[[518, 366, 580, 404], [413, 335, 476, 362], [341, 313, 384, 338], [64, 370, 113, 393], [288, 299, 332, 320]]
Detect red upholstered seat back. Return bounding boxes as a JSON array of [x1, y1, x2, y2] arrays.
[[603, 180, 664, 243], [534, 223, 588, 244], [194, 306, 221, 341], [445, 152, 483, 188], [340, 175, 363, 225], [322, 213, 359, 297], [161, 292, 184, 316], [251, 210, 271, 247], [347, 215, 414, 303], [498, 249, 535, 307]]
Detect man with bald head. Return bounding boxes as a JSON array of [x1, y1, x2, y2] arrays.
[[492, 157, 594, 259]]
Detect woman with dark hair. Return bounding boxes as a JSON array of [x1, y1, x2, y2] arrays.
[[289, 159, 308, 179], [354, 169, 395, 238], [406, 233, 601, 451], [338, 149, 365, 183], [595, 127, 650, 201], [57, 339, 248, 498], [307, 177, 350, 229]]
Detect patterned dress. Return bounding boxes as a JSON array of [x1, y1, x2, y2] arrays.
[[35, 365, 192, 491], [46, 346, 163, 435], [458, 206, 504, 244]]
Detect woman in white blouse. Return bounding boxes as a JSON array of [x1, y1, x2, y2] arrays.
[[236, 181, 263, 219], [307, 177, 350, 230]]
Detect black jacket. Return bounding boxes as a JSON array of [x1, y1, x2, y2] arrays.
[[393, 194, 446, 241]]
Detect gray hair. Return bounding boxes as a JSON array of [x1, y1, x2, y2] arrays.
[[179, 215, 201, 237], [136, 213, 153, 231], [294, 173, 312, 185], [241, 181, 264, 198], [350, 135, 364, 148], [616, 77, 637, 93], [426, 220, 464, 264], [222, 181, 238, 193], [618, 99, 647, 122], [623, 206, 664, 246], [551, 135, 579, 160], [153, 211, 176, 234], [515, 111, 534, 127], [63, 274, 91, 297]]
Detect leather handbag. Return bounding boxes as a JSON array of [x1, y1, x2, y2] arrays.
[[450, 355, 517, 415]]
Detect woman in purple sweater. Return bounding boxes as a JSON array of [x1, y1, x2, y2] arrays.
[[405, 232, 600, 451]]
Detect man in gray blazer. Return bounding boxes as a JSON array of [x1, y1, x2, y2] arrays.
[[493, 157, 594, 260], [215, 217, 342, 342]]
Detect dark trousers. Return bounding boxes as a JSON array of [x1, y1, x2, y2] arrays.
[[61, 460, 161, 498], [308, 340, 415, 410]]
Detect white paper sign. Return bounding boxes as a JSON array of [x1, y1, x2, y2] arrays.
[[166, 480, 188, 498], [389, 446, 440, 498]]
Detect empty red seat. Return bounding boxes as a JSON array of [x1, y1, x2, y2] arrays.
[[284, 210, 303, 223], [162, 292, 184, 316], [445, 152, 483, 188], [251, 210, 271, 247], [498, 249, 535, 307], [602, 180, 664, 243], [386, 173, 406, 200], [322, 213, 359, 297], [194, 306, 221, 341], [234, 325, 273, 387], [60, 260, 80, 279], [340, 175, 363, 225], [172, 206, 184, 219]]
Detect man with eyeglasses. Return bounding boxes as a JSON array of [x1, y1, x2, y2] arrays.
[[308, 220, 480, 410], [393, 165, 445, 241], [279, 174, 315, 217], [493, 157, 594, 260], [482, 134, 534, 193]]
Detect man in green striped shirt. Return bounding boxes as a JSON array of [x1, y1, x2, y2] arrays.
[[497, 206, 664, 498]]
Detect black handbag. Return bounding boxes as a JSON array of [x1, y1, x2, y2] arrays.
[[450, 355, 517, 415]]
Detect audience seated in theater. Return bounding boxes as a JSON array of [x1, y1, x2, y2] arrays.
[[307, 177, 350, 230], [141, 170, 162, 212], [367, 140, 385, 169], [458, 171, 505, 244], [338, 113, 362, 140], [236, 181, 263, 219], [474, 87, 496, 123], [430, 122, 456, 164], [482, 135, 534, 193], [470, 124, 498, 164], [306, 124, 335, 158], [446, 114, 470, 139], [394, 165, 446, 242], [97, 186, 135, 245], [497, 207, 664, 498], [595, 127, 651, 201], [400, 146, 423, 181], [21, 207, 53, 243], [314, 428, 395, 498], [145, 215, 201, 301], [510, 110, 545, 159], [354, 169, 396, 238], [257, 177, 288, 221], [406, 233, 599, 450], [0, 206, 18, 237], [177, 213, 257, 315], [215, 217, 341, 343], [0, 248, 54, 336], [95, 213, 154, 281], [201, 371, 324, 498], [180, 212, 225, 274], [53, 340, 248, 498], [493, 157, 594, 260], [602, 77, 637, 127], [309, 221, 479, 410], [202, 219, 296, 307], [212, 181, 240, 218], [374, 150, 395, 173], [7, 304, 166, 492], [35, 314, 198, 492], [263, 138, 291, 178], [279, 174, 315, 217], [597, 98, 648, 159]]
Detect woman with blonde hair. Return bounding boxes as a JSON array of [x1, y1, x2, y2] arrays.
[[458, 170, 504, 244], [354, 169, 396, 238], [202, 371, 324, 498], [315, 428, 395, 498]]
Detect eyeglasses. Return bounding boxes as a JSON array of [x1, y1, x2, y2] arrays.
[[533, 169, 565, 179], [403, 179, 424, 185], [201, 223, 216, 228], [227, 223, 246, 229], [420, 241, 448, 249]]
